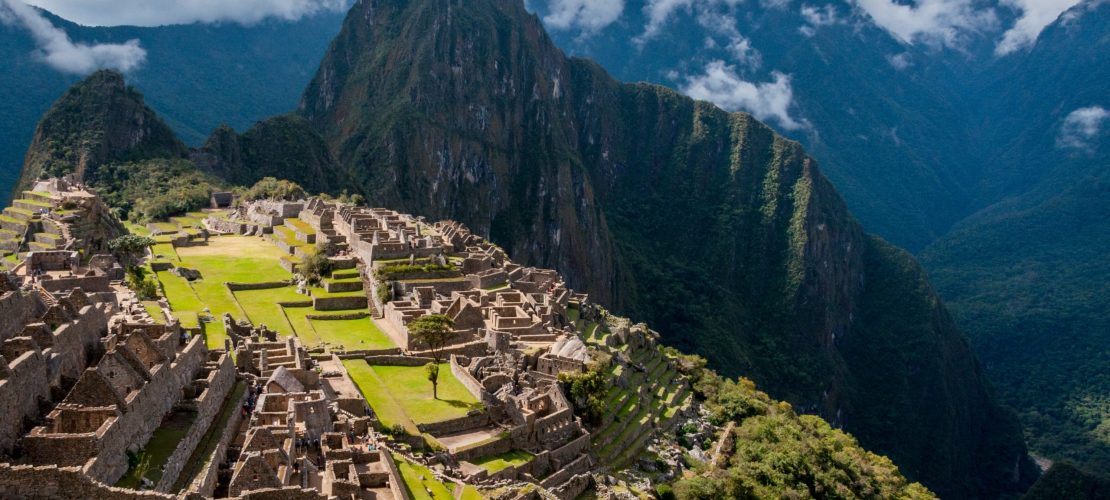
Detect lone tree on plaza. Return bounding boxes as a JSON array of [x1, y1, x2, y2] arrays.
[[409, 314, 455, 399]]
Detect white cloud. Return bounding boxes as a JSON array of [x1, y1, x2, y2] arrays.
[[799, 3, 844, 37], [886, 52, 911, 70], [0, 0, 145, 74], [1057, 106, 1109, 150], [695, 8, 761, 68], [637, 0, 743, 43], [23, 0, 349, 27], [543, 0, 625, 33], [995, 0, 1081, 55], [681, 60, 807, 130], [851, 0, 998, 48]]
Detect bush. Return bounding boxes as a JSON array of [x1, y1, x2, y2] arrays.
[[243, 177, 306, 201]]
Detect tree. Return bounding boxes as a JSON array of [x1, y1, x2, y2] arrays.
[[424, 363, 441, 400], [109, 234, 155, 269], [408, 314, 455, 398], [244, 177, 306, 201]]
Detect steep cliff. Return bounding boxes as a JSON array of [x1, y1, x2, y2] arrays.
[[15, 70, 186, 194], [283, 0, 1036, 496]]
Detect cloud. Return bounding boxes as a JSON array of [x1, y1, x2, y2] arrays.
[[1057, 106, 1109, 151], [694, 8, 761, 68], [886, 52, 912, 70], [0, 0, 145, 74], [543, 0, 625, 33], [681, 60, 807, 130], [637, 0, 743, 43], [799, 3, 844, 37], [851, 0, 998, 48], [995, 0, 1082, 55], [23, 0, 349, 27]]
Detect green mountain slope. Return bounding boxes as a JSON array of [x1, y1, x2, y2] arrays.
[[282, 0, 1034, 496]]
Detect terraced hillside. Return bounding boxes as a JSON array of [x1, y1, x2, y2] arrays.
[[0, 189, 83, 269], [582, 318, 693, 471]]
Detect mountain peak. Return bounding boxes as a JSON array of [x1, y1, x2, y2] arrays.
[[16, 70, 185, 194]]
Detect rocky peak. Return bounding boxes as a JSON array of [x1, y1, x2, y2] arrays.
[[16, 70, 186, 195]]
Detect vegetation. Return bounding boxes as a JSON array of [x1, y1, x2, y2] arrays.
[[558, 365, 609, 424], [674, 368, 935, 499], [471, 450, 533, 474], [109, 234, 155, 269], [374, 263, 455, 280], [94, 159, 223, 223], [241, 177, 306, 202]]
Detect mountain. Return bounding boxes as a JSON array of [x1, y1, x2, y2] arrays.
[[16, 70, 187, 191], [0, 7, 344, 199], [527, 0, 1110, 479], [187, 0, 1035, 496], [921, 1, 1110, 475]]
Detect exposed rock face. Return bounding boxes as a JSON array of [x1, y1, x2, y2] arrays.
[[15, 70, 186, 194], [285, 1, 1037, 496]]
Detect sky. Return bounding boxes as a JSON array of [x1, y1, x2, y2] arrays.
[[22, 0, 350, 27]]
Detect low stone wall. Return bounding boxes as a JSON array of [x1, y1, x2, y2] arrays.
[[364, 355, 435, 366], [453, 435, 512, 462], [306, 312, 368, 321], [155, 355, 236, 492], [39, 275, 111, 293], [225, 281, 291, 291], [324, 280, 363, 293], [335, 348, 401, 360], [416, 412, 491, 436], [313, 295, 368, 311], [539, 454, 592, 490], [450, 355, 486, 402]]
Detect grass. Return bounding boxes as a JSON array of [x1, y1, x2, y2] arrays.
[[309, 317, 394, 350], [233, 287, 307, 337], [470, 450, 533, 474], [392, 453, 454, 500], [284, 218, 316, 235], [142, 301, 166, 324], [342, 361, 482, 434], [151, 243, 178, 261], [116, 411, 195, 488]]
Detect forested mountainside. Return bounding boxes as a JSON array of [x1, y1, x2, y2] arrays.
[[176, 0, 1039, 496], [17, 68, 942, 500], [0, 7, 343, 199], [528, 0, 1110, 479]]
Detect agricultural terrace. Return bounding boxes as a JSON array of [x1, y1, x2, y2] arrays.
[[151, 234, 391, 351], [342, 360, 483, 435]]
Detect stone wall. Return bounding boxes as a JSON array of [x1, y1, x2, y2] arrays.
[[453, 435, 512, 462], [0, 291, 44, 341], [450, 355, 486, 401], [416, 412, 491, 436], [226, 281, 291, 291], [155, 354, 236, 492], [0, 341, 49, 453], [363, 355, 435, 366], [39, 275, 111, 293], [185, 380, 250, 498], [0, 463, 174, 500], [313, 296, 368, 311], [381, 448, 412, 500]]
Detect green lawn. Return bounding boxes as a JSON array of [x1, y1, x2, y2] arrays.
[[284, 218, 316, 235], [233, 287, 307, 337], [151, 243, 178, 261], [309, 317, 394, 350], [471, 450, 533, 474], [392, 453, 454, 500], [342, 361, 482, 434]]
